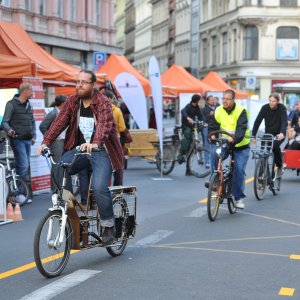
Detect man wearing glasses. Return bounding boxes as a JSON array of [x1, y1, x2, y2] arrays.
[[208, 89, 250, 209], [37, 70, 123, 245]]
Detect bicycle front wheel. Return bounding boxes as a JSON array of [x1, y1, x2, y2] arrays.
[[207, 173, 221, 221], [254, 158, 267, 200], [34, 210, 72, 278], [6, 176, 30, 206], [106, 195, 129, 257], [187, 146, 210, 178], [155, 145, 175, 175]]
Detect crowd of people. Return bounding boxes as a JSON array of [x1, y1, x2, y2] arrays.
[[1, 69, 299, 230]]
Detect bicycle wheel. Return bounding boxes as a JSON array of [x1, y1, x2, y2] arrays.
[[187, 146, 210, 178], [155, 145, 175, 175], [106, 195, 129, 257], [34, 210, 72, 278], [254, 158, 267, 200], [6, 176, 30, 206], [225, 177, 237, 214], [207, 173, 221, 221]]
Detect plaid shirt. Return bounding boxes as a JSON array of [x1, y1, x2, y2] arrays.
[[43, 91, 123, 171]]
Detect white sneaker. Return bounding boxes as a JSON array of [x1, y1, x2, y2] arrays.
[[27, 198, 32, 204], [236, 199, 245, 209]]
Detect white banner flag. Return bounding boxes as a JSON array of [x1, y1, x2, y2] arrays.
[[148, 56, 163, 154], [114, 72, 148, 129]]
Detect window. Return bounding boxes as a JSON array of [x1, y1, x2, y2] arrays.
[[212, 36, 217, 66], [96, 0, 100, 26], [1, 0, 10, 7], [70, 0, 76, 21], [222, 32, 228, 64], [243, 26, 258, 60], [202, 39, 208, 68], [233, 29, 237, 62], [276, 26, 299, 60], [57, 0, 63, 18], [39, 0, 45, 15], [280, 0, 297, 7], [25, 0, 31, 10]]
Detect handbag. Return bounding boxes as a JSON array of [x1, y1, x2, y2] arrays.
[[120, 128, 133, 144]]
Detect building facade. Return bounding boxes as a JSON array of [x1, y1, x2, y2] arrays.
[[0, 0, 121, 69]]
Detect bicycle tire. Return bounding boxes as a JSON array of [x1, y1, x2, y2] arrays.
[[207, 173, 221, 221], [6, 176, 30, 206], [106, 195, 129, 257], [34, 210, 72, 278], [187, 146, 210, 178], [155, 145, 175, 175], [225, 176, 237, 214], [254, 158, 267, 200]]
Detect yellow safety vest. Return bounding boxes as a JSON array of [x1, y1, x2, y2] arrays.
[[214, 103, 250, 148]]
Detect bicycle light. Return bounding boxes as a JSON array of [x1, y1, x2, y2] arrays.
[[52, 193, 58, 206]]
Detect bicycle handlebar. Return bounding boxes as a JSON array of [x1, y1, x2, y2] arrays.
[[208, 130, 236, 146]]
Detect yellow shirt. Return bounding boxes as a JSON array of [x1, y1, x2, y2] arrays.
[[112, 104, 126, 137]]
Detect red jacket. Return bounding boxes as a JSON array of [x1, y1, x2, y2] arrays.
[[42, 91, 123, 171]]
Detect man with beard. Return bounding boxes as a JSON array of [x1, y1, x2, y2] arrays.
[[37, 70, 123, 245]]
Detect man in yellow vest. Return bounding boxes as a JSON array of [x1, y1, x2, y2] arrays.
[[208, 89, 251, 209]]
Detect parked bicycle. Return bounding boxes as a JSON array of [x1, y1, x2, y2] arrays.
[[34, 147, 137, 278], [206, 130, 237, 222], [0, 133, 30, 206], [251, 134, 281, 200], [153, 119, 210, 177]]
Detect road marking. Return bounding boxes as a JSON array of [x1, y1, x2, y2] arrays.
[[290, 254, 300, 260], [20, 269, 100, 300], [0, 250, 80, 280], [184, 206, 207, 218], [279, 287, 295, 297], [135, 230, 173, 247], [152, 244, 288, 258]]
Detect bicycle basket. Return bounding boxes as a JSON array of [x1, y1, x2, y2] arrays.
[[252, 134, 274, 158]]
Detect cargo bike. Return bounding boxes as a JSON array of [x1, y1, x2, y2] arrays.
[[34, 147, 137, 278]]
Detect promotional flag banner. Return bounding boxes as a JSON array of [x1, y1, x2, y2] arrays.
[[114, 72, 148, 129], [149, 56, 163, 155]]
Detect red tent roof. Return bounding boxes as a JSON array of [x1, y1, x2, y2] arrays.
[[98, 54, 150, 95], [202, 71, 249, 99], [0, 21, 79, 84], [161, 65, 214, 95]]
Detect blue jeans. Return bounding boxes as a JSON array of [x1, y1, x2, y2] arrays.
[[10, 139, 31, 181], [210, 145, 250, 200], [55, 147, 114, 227], [78, 164, 92, 203]]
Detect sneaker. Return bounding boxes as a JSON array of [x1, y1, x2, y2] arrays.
[[277, 167, 284, 177], [236, 199, 245, 209], [177, 155, 186, 164], [204, 181, 210, 188], [102, 226, 116, 245], [27, 198, 32, 204]]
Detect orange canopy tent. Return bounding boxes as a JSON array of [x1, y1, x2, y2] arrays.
[[202, 71, 249, 99], [0, 54, 36, 88], [97, 54, 151, 95], [0, 21, 79, 85], [161, 64, 214, 96]]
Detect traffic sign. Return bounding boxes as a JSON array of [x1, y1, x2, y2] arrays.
[[246, 76, 256, 90], [93, 51, 106, 68]]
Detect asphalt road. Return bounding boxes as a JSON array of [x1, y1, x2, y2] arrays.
[[1, 156, 300, 299]]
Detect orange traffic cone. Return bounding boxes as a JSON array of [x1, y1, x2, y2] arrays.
[[6, 203, 15, 220], [14, 203, 23, 221]]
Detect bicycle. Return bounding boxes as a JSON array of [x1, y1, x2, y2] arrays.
[[251, 134, 281, 200], [206, 130, 237, 222], [154, 119, 210, 177], [34, 147, 137, 278], [0, 133, 30, 206]]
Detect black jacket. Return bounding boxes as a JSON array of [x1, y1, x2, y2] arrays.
[[181, 103, 203, 128]]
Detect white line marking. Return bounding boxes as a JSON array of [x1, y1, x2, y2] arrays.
[[185, 206, 207, 218], [20, 269, 101, 300], [135, 230, 173, 247]]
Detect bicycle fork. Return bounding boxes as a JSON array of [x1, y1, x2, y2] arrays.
[[47, 207, 68, 249]]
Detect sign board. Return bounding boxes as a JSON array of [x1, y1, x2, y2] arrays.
[[246, 76, 256, 90], [93, 51, 106, 69]]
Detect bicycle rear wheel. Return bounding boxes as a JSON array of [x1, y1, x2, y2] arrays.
[[254, 158, 267, 200], [155, 145, 175, 175], [6, 176, 30, 206], [207, 173, 221, 221], [34, 210, 72, 278], [187, 146, 210, 178], [106, 195, 129, 257]]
